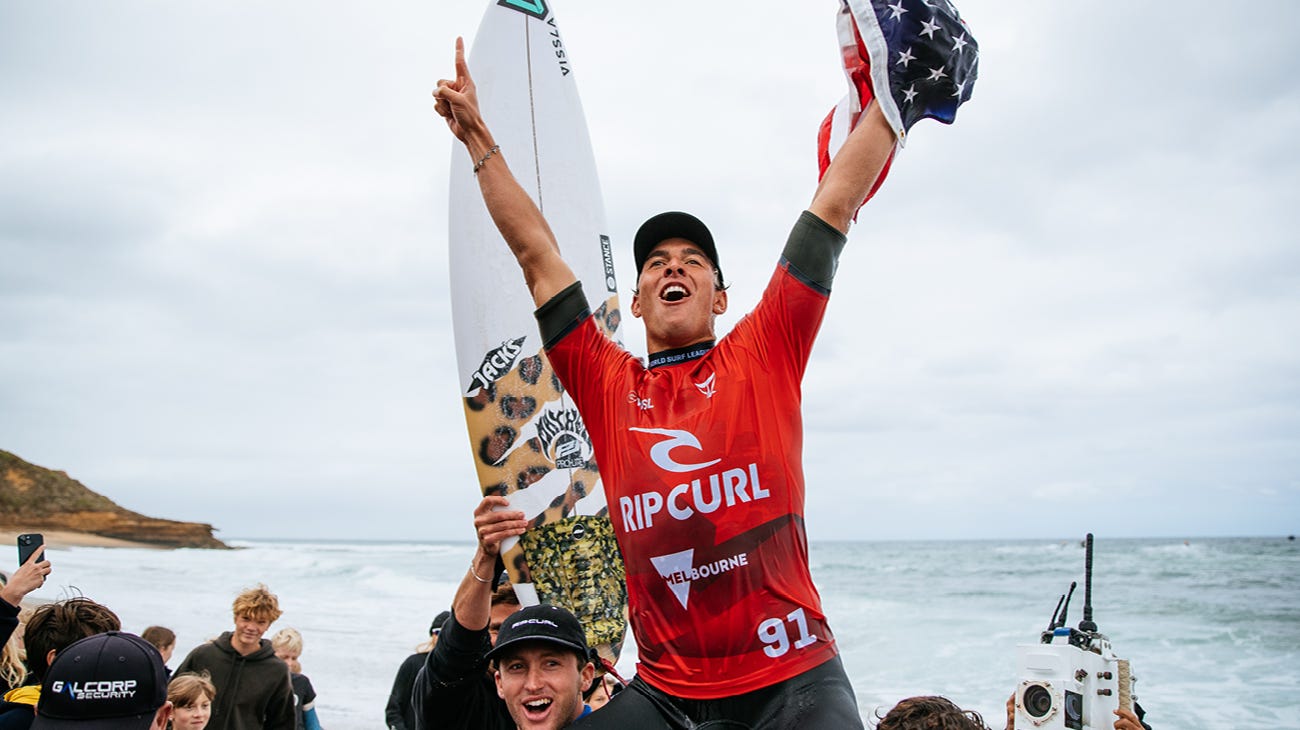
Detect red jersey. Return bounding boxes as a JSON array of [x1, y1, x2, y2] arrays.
[[542, 213, 846, 698]]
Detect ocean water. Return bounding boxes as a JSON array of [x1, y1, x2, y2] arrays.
[[20, 537, 1299, 729]]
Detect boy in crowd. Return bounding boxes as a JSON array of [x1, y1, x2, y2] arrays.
[[175, 585, 294, 730], [0, 598, 120, 730], [270, 628, 321, 730]]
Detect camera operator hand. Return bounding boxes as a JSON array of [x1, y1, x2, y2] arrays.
[[1, 544, 50, 608], [1113, 707, 1145, 730]]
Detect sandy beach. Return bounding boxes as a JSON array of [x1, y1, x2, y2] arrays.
[[0, 529, 162, 550]]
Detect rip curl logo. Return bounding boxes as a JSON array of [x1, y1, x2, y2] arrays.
[[694, 373, 717, 399], [649, 548, 750, 610], [536, 408, 592, 469], [468, 337, 527, 394], [628, 428, 721, 473], [497, 0, 547, 20], [512, 617, 560, 629], [51, 680, 138, 700]]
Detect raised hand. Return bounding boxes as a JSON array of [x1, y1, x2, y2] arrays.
[[473, 495, 527, 558], [434, 37, 484, 145], [1, 544, 50, 607]]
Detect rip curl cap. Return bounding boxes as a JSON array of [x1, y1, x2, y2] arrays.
[[485, 604, 589, 663]]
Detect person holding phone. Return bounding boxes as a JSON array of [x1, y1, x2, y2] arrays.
[[2, 538, 51, 651]]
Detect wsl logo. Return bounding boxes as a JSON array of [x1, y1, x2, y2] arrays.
[[536, 408, 593, 469], [498, 0, 547, 20], [468, 337, 527, 394]]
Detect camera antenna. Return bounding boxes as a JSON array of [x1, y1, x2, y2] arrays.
[[1045, 580, 1077, 638], [1078, 533, 1098, 633], [1046, 590, 1069, 632]]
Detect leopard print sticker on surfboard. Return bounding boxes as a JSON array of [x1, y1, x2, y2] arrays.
[[461, 296, 627, 663]]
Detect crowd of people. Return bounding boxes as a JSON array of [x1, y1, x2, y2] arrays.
[[1, 547, 320, 730], [1, 534, 1153, 730], [1, 1, 1154, 728]]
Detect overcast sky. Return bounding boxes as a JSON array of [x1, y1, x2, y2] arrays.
[[2, 1, 1297, 542]]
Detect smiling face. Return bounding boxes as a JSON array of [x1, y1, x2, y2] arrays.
[[494, 643, 594, 730], [172, 697, 212, 730], [231, 613, 272, 655], [630, 238, 728, 353]]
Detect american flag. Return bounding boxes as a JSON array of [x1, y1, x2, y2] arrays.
[[818, 0, 979, 202]]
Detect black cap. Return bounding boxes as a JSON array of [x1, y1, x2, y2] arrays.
[[633, 212, 723, 286], [484, 605, 589, 663], [33, 632, 169, 730], [430, 610, 452, 636]]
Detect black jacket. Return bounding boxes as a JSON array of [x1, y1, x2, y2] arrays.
[[0, 701, 33, 730], [0, 599, 33, 730], [175, 632, 295, 730], [411, 611, 514, 730], [385, 652, 425, 730]]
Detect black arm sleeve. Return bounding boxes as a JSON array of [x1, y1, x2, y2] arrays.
[[781, 210, 849, 294], [535, 281, 591, 350]]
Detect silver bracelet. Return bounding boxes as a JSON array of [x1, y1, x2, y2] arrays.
[[469, 563, 491, 584], [473, 145, 500, 174]]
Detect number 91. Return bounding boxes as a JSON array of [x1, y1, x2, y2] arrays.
[[757, 608, 817, 658]]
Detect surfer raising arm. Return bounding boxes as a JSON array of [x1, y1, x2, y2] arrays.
[[807, 102, 893, 234], [433, 0, 977, 725], [435, 37, 577, 308]]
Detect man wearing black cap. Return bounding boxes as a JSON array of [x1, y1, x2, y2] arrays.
[[413, 497, 594, 730], [488, 604, 595, 730], [30, 632, 172, 730], [433, 2, 962, 718], [435, 31, 886, 726]]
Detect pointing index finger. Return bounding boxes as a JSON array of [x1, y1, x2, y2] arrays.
[[455, 36, 471, 84]]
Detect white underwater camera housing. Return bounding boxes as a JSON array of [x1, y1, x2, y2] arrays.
[[1014, 534, 1136, 730]]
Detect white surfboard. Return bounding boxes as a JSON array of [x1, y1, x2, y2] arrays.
[[448, 0, 627, 663]]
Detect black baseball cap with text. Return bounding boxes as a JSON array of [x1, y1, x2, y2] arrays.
[[633, 211, 723, 287], [33, 631, 169, 730], [485, 604, 589, 663]]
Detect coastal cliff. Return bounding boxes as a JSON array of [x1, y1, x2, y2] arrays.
[[0, 450, 229, 549]]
